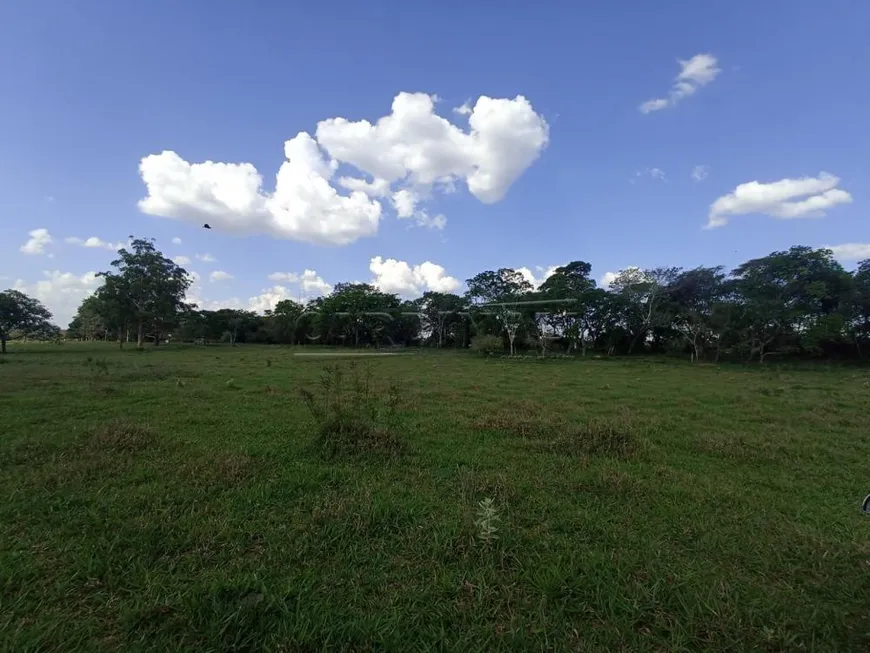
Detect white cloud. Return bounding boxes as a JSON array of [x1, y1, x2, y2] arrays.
[[247, 286, 294, 313], [453, 100, 472, 116], [266, 269, 333, 297], [267, 272, 299, 283], [196, 253, 216, 262], [706, 172, 852, 228], [369, 256, 460, 296], [337, 176, 390, 197], [138, 92, 547, 245], [209, 270, 234, 282], [599, 266, 642, 290], [392, 189, 418, 218], [20, 228, 52, 255], [599, 271, 619, 289], [638, 98, 669, 114], [691, 165, 710, 182], [171, 237, 182, 245], [391, 189, 446, 230], [631, 168, 666, 183], [826, 243, 870, 261], [517, 265, 560, 289], [173, 256, 192, 265], [139, 132, 382, 246], [13, 270, 101, 326], [628, 168, 668, 184], [317, 92, 548, 205], [65, 236, 124, 251], [414, 211, 447, 230], [639, 53, 721, 113]]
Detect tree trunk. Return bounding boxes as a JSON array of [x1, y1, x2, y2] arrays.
[[1, 335, 6, 354], [118, 335, 123, 350], [628, 328, 646, 355], [126, 328, 130, 343], [137, 322, 144, 349], [153, 325, 160, 346]]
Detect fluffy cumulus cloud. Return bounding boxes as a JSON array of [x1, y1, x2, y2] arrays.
[[369, 256, 460, 296], [138, 92, 547, 245], [317, 92, 548, 204], [266, 269, 332, 296], [517, 265, 560, 289], [65, 236, 124, 251], [706, 172, 852, 228], [639, 53, 721, 113], [171, 236, 182, 245], [139, 133, 382, 246], [196, 253, 216, 262], [173, 255, 192, 265], [825, 243, 870, 261], [13, 270, 101, 326], [20, 228, 53, 255], [209, 270, 234, 282]]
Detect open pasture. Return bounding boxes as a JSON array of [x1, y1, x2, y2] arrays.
[[2, 343, 869, 651]]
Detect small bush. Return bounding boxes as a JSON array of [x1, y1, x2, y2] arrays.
[[299, 363, 403, 458], [470, 334, 503, 356]]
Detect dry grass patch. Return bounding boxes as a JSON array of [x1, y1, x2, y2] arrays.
[[180, 451, 259, 487], [87, 421, 157, 453]]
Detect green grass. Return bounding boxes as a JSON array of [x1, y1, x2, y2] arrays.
[[2, 343, 870, 651]]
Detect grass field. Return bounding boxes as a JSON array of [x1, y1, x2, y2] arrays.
[[2, 343, 869, 652]]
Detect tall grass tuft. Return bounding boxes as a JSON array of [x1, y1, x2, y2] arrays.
[[299, 362, 403, 458]]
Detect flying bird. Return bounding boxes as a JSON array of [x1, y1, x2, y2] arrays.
[[203, 223, 212, 229]]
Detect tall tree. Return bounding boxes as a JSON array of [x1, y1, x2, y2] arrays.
[[667, 266, 729, 362], [466, 269, 532, 354], [0, 290, 55, 354], [414, 291, 467, 347], [67, 295, 107, 341], [610, 266, 681, 354], [732, 247, 851, 361], [98, 238, 192, 348], [538, 261, 597, 354]]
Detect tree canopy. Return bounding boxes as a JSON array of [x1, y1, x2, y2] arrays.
[[0, 289, 56, 353], [53, 240, 870, 362]]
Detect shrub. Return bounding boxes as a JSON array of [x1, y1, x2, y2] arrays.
[[470, 334, 503, 356], [298, 363, 403, 458]]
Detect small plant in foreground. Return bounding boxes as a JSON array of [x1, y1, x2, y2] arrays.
[[474, 497, 500, 544], [298, 362, 403, 458]]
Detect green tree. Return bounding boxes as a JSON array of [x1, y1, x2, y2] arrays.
[[98, 238, 192, 348], [732, 247, 852, 361], [414, 291, 467, 347], [265, 299, 305, 344], [667, 266, 729, 362], [67, 295, 107, 341], [610, 267, 681, 354], [538, 261, 596, 354], [0, 289, 55, 354]]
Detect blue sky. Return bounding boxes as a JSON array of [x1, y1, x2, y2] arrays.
[[3, 0, 869, 325]]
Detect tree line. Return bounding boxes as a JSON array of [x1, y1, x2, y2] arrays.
[[3, 237, 870, 362]]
